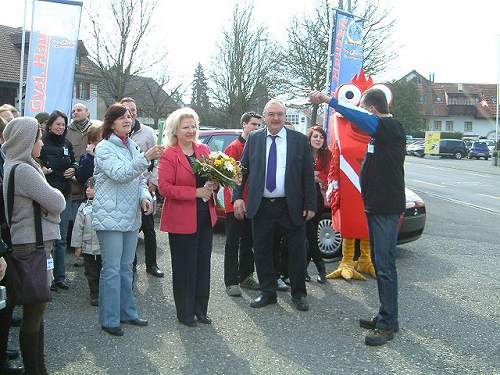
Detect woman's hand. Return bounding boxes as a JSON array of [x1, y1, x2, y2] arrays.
[[141, 198, 154, 215], [86, 143, 96, 156], [206, 180, 219, 191], [42, 166, 53, 175], [196, 186, 213, 200], [0, 257, 6, 281], [74, 248, 82, 257], [144, 145, 164, 161], [63, 167, 75, 179], [314, 171, 322, 183]]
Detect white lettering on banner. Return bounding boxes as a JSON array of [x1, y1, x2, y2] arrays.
[[339, 155, 361, 193]]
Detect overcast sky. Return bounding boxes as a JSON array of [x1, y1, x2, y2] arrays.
[[2, 0, 500, 89]]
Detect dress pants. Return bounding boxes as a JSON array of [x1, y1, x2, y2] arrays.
[[223, 213, 254, 286], [305, 184, 325, 264], [252, 198, 307, 299], [168, 208, 213, 323], [367, 213, 400, 331], [97, 230, 139, 328], [133, 212, 158, 270]]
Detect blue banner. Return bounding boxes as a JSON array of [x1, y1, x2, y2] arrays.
[[24, 0, 83, 117], [325, 10, 364, 140]]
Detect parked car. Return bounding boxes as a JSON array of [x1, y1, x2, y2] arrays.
[[468, 141, 490, 160], [407, 140, 425, 157], [481, 139, 496, 155], [426, 139, 467, 159], [199, 129, 427, 260]]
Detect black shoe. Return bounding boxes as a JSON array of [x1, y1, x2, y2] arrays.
[[178, 319, 197, 327], [195, 314, 212, 324], [146, 265, 164, 278], [315, 261, 327, 284], [10, 315, 21, 327], [291, 296, 309, 311], [359, 318, 399, 333], [55, 281, 69, 290], [250, 294, 277, 308], [50, 282, 57, 292], [0, 359, 23, 374], [102, 326, 124, 336], [6, 349, 19, 360], [121, 318, 148, 326], [365, 328, 394, 346]]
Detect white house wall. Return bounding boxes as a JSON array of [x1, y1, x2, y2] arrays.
[[427, 115, 496, 138], [72, 83, 98, 121]]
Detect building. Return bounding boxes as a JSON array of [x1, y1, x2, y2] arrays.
[[286, 103, 312, 134], [401, 70, 497, 139], [0, 24, 100, 117]]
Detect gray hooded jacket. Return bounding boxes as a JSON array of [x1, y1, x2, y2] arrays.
[[2, 117, 66, 245]]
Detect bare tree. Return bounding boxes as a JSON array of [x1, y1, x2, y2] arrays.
[[84, 0, 164, 103], [209, 3, 285, 127], [137, 69, 182, 128], [285, 0, 397, 124]]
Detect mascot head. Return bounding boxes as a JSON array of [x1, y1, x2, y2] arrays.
[[335, 69, 393, 108]]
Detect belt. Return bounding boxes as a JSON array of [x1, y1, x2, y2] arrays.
[[262, 197, 286, 203]]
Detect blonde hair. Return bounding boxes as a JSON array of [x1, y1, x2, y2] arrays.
[[87, 122, 103, 144], [163, 107, 199, 146]]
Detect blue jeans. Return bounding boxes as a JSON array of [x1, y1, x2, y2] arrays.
[[53, 197, 71, 282], [97, 230, 139, 328], [367, 213, 400, 331]]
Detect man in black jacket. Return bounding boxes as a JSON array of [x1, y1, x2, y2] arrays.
[[309, 88, 406, 346], [233, 99, 316, 311]]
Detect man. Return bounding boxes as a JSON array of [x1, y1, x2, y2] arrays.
[[120, 97, 163, 278], [233, 99, 316, 311], [309, 88, 406, 346], [223, 112, 261, 297], [66, 103, 95, 267]]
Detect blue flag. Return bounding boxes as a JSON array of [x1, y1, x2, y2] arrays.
[[325, 10, 364, 141], [24, 0, 83, 117]]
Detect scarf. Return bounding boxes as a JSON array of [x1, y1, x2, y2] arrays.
[[70, 118, 91, 134]]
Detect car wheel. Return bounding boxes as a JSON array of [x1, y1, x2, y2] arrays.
[[485, 157, 489, 160], [454, 152, 463, 160], [317, 212, 342, 262]]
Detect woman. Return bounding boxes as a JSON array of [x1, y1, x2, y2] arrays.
[[93, 104, 163, 336], [158, 107, 218, 327], [2, 117, 66, 374], [39, 110, 78, 290], [305, 125, 331, 283]]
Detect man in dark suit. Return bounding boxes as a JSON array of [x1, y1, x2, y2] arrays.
[[233, 99, 316, 311]]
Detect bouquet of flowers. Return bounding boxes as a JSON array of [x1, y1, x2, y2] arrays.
[[192, 151, 243, 189]]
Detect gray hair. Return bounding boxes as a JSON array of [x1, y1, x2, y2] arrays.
[[263, 99, 286, 115]]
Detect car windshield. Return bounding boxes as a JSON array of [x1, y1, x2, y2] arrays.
[[473, 142, 488, 148]]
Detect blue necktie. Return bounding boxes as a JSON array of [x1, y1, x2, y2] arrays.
[[266, 135, 277, 192]]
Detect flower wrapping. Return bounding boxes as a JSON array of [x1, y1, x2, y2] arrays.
[[192, 151, 243, 189]]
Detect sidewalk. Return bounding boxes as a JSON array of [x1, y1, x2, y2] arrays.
[[406, 155, 500, 176]]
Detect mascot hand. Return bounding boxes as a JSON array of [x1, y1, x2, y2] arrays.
[[325, 180, 338, 205]]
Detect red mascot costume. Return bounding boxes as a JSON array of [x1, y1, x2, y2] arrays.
[[326, 69, 391, 281]]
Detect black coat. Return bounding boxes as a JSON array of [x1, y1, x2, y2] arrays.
[[233, 127, 316, 226], [40, 131, 78, 197]]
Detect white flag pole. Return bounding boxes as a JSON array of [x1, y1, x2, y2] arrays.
[[496, 34, 499, 151], [18, 0, 29, 113]]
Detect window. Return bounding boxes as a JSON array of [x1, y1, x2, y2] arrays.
[[433, 120, 442, 131], [286, 114, 299, 125], [75, 81, 90, 100], [75, 54, 80, 65], [445, 121, 454, 131], [206, 134, 239, 152], [434, 96, 443, 103], [464, 121, 473, 132]]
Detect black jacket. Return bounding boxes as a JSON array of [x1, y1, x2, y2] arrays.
[[40, 131, 78, 197], [233, 127, 316, 226], [360, 117, 406, 214]]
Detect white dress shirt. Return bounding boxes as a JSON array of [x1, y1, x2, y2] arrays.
[[263, 126, 287, 198]]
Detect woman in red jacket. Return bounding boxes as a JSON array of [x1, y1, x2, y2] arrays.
[[157, 107, 218, 327], [305, 125, 331, 283]]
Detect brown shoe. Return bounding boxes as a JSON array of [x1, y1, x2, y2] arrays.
[[365, 328, 394, 346]]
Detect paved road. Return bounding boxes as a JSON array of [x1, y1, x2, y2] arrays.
[[5, 157, 500, 374]]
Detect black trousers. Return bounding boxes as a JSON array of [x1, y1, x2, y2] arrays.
[[305, 185, 325, 265], [83, 254, 102, 299], [223, 213, 254, 286], [133, 212, 158, 269], [252, 198, 307, 299], [272, 227, 289, 279], [168, 208, 213, 322]]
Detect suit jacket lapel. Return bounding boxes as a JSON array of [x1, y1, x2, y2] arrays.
[[175, 144, 193, 173], [258, 130, 267, 174]]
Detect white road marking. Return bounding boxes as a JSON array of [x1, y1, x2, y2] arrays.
[[478, 193, 500, 200], [412, 179, 445, 188]]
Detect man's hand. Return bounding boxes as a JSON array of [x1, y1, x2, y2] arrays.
[[303, 210, 315, 221], [308, 90, 330, 105], [42, 166, 53, 175], [233, 199, 246, 220], [0, 258, 6, 281], [63, 167, 75, 179], [141, 198, 154, 215]]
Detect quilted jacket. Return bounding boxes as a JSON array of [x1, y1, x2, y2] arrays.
[[92, 134, 151, 232], [71, 199, 100, 255]]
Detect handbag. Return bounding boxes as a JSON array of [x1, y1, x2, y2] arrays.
[[5, 164, 51, 305]]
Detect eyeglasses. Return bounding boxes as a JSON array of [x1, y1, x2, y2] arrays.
[[265, 112, 285, 118]]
